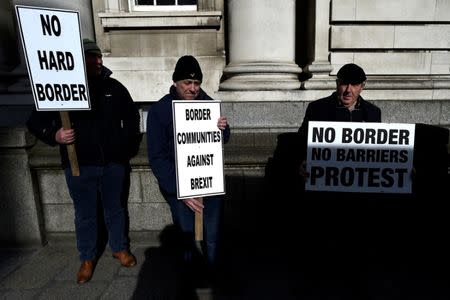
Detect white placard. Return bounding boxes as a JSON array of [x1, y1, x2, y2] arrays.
[[305, 121, 415, 194], [15, 5, 90, 111], [173, 100, 225, 199]]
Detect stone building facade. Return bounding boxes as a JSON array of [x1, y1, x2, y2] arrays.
[[1, 0, 449, 245]]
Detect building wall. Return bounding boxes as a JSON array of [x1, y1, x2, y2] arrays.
[[330, 0, 450, 78]]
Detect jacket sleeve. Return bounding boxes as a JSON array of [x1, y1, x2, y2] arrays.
[[26, 109, 59, 146], [222, 124, 231, 144], [297, 103, 313, 160], [146, 104, 177, 195], [120, 86, 142, 159]]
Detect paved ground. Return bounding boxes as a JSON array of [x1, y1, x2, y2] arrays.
[[2, 216, 450, 300]]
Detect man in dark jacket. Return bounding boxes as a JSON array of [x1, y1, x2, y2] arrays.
[[147, 55, 230, 280], [27, 39, 141, 284], [296, 63, 382, 274], [298, 63, 381, 164]]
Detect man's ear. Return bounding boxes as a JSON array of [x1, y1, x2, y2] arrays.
[[173, 82, 177, 87]]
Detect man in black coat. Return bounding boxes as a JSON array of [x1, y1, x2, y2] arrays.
[[27, 39, 141, 284], [298, 63, 381, 150]]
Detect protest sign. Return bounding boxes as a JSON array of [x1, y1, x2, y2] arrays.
[[16, 5, 90, 111], [172, 100, 225, 199], [305, 121, 415, 193]]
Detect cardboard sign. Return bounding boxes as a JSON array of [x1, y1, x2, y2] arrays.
[[305, 121, 415, 193], [15, 5, 90, 111], [172, 100, 225, 199]]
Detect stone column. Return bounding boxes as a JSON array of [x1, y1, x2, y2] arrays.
[[302, 0, 334, 89], [219, 0, 301, 90]]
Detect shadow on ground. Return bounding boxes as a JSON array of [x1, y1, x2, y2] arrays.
[[132, 125, 450, 299]]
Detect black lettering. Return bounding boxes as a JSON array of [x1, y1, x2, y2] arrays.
[[190, 176, 213, 189], [36, 84, 45, 100], [368, 168, 380, 187], [309, 166, 324, 185], [325, 167, 339, 186], [340, 167, 354, 186], [37, 50, 48, 70], [311, 148, 331, 161], [70, 84, 79, 100], [353, 128, 364, 144], [342, 128, 352, 143], [399, 129, 409, 145], [354, 168, 368, 186], [356, 149, 366, 161], [54, 83, 62, 100], [36, 51, 74, 71], [388, 129, 399, 144], [45, 83, 55, 100], [381, 168, 395, 187], [377, 129, 388, 144], [185, 108, 212, 120], [336, 148, 345, 161], [312, 127, 335, 143], [395, 168, 408, 188], [365, 128, 376, 144], [399, 150, 408, 163]]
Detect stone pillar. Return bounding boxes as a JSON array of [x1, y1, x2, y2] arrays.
[[219, 0, 301, 91], [0, 128, 45, 246], [302, 0, 334, 89]]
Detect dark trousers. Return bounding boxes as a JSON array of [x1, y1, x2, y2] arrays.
[[65, 163, 128, 261], [164, 193, 223, 266]]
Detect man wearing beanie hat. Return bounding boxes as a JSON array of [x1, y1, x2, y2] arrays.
[[27, 38, 141, 284], [147, 55, 230, 284]]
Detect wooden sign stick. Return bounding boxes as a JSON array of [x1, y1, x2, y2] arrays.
[[195, 197, 204, 242], [59, 111, 80, 176]]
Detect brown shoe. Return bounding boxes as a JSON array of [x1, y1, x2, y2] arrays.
[[77, 260, 95, 284], [112, 250, 136, 267]]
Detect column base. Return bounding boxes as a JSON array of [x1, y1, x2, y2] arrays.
[[301, 61, 335, 90], [220, 62, 302, 91]]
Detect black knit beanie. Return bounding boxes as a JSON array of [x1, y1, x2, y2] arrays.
[[172, 55, 203, 82], [337, 63, 366, 84], [83, 38, 102, 55]]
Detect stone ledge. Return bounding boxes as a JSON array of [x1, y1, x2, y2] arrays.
[[99, 11, 222, 29], [0, 127, 36, 149], [28, 132, 280, 169]]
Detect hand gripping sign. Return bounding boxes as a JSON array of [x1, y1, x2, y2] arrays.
[[305, 121, 415, 194], [16, 5, 92, 176]]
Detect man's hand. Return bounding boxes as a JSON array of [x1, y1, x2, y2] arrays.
[[299, 160, 309, 181], [183, 197, 204, 213], [55, 127, 75, 144], [217, 116, 228, 131]]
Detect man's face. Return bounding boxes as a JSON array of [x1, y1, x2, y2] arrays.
[[174, 79, 201, 100], [85, 52, 103, 77], [336, 80, 365, 108]]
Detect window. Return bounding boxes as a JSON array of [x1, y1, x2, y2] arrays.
[[131, 0, 197, 11]]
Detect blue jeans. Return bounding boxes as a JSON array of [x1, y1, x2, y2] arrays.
[[65, 163, 128, 261], [164, 193, 223, 266]]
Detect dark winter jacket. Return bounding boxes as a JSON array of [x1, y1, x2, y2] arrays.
[[26, 66, 141, 168], [147, 85, 230, 195], [298, 92, 381, 159]]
